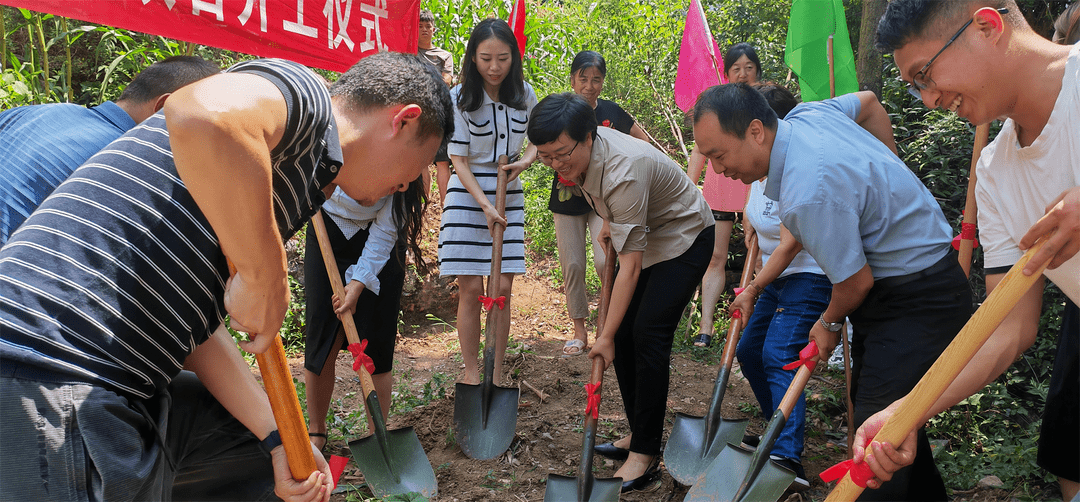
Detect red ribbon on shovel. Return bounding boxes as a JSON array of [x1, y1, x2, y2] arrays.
[[820, 457, 875, 487], [782, 341, 818, 372], [584, 382, 601, 419], [347, 340, 375, 375], [478, 295, 506, 311]]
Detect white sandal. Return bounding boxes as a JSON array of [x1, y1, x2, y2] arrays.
[[561, 338, 586, 357]]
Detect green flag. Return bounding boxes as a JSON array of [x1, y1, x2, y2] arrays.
[[785, 0, 858, 102]]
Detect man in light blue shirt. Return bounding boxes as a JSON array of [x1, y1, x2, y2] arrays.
[[693, 83, 973, 500], [0, 55, 219, 244]]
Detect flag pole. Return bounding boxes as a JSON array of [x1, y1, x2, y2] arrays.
[[828, 34, 836, 98], [695, 0, 724, 84]]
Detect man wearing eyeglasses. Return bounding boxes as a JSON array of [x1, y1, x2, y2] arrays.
[[853, 2, 1080, 500]]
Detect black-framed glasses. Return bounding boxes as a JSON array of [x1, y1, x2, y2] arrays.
[[906, 8, 1008, 99], [538, 140, 579, 165]]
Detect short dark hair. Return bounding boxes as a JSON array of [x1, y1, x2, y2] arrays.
[[876, 0, 1023, 53], [117, 56, 219, 103], [527, 92, 597, 146], [458, 18, 527, 112], [419, 9, 434, 23], [692, 83, 777, 140], [751, 82, 799, 119], [570, 50, 607, 78], [723, 43, 762, 81], [330, 52, 454, 149]]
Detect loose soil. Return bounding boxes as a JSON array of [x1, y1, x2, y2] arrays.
[[263, 193, 1030, 502]]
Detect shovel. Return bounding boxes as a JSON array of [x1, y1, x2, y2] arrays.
[[310, 210, 437, 499], [666, 238, 760, 485], [453, 155, 521, 460], [685, 341, 820, 502], [824, 237, 1051, 502], [544, 240, 622, 502]]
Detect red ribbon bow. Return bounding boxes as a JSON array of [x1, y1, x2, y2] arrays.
[[478, 295, 506, 311], [819, 458, 875, 487], [951, 222, 980, 250], [556, 174, 577, 186], [781, 340, 819, 372], [584, 382, 601, 419], [347, 340, 375, 375], [731, 309, 742, 319], [733, 287, 746, 296]]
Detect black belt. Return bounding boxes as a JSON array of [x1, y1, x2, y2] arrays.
[[874, 250, 959, 289]]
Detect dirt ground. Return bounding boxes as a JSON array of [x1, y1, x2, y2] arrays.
[[267, 196, 1026, 502]]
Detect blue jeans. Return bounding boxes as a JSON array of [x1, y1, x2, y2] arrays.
[[735, 272, 831, 461]]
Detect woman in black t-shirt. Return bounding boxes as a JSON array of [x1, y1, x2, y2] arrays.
[[552, 50, 650, 357]]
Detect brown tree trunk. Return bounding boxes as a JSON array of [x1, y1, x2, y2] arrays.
[[856, 0, 888, 98]]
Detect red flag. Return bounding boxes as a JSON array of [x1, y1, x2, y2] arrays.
[[673, 0, 726, 113], [4, 0, 420, 72], [508, 0, 527, 58]]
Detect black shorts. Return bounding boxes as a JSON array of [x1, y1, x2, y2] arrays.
[[303, 217, 405, 375], [1038, 297, 1078, 482], [711, 210, 738, 222]]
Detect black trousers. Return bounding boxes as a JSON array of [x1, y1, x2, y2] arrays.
[[1038, 297, 1078, 482], [849, 254, 973, 501], [614, 225, 714, 456]]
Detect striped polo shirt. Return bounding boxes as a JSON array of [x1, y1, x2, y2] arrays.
[[0, 59, 341, 399]]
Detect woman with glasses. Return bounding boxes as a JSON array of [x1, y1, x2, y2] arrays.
[[685, 42, 760, 348], [529, 92, 714, 492], [439, 18, 538, 385], [553, 50, 650, 357]]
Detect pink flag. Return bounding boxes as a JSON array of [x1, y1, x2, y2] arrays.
[[674, 0, 726, 113], [508, 0, 528, 59]]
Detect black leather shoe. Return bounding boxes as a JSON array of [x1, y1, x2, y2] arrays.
[[594, 442, 629, 460], [620, 460, 662, 493]]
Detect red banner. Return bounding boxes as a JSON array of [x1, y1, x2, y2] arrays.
[[3, 0, 420, 72]]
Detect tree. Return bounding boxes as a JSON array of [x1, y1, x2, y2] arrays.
[[856, 0, 887, 98]]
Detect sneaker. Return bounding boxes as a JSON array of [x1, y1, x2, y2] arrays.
[[770, 455, 810, 492]]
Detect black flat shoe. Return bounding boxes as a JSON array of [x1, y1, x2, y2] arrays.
[[594, 442, 630, 460], [620, 460, 662, 493]]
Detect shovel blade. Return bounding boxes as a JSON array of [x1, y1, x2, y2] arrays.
[[665, 413, 749, 486], [544, 474, 622, 502], [684, 445, 795, 502], [453, 382, 520, 460], [347, 427, 437, 499]]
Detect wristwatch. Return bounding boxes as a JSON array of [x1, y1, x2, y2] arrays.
[[818, 315, 843, 332], [259, 430, 283, 457]]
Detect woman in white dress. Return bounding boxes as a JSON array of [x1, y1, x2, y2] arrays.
[[439, 18, 537, 384]]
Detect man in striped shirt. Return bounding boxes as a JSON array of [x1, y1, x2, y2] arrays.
[[0, 52, 453, 501]]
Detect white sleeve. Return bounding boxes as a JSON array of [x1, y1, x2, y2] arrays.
[[344, 198, 397, 295]]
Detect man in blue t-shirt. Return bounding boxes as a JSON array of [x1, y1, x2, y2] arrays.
[[692, 83, 973, 501], [0, 53, 453, 501], [0, 55, 220, 244]]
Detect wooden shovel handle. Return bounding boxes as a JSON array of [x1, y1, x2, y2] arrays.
[[224, 258, 316, 480], [958, 124, 990, 277], [255, 340, 318, 479], [825, 237, 1051, 502], [310, 211, 377, 396], [488, 155, 509, 296], [721, 237, 760, 368]]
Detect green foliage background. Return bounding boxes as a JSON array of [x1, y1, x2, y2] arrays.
[[2, 0, 1071, 497]]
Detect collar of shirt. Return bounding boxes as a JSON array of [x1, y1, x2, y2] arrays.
[[579, 131, 609, 215], [92, 101, 137, 131], [764, 119, 791, 202]]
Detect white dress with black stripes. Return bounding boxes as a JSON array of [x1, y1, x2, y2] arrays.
[[438, 83, 536, 277]]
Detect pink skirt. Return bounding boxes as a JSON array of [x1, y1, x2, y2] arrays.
[[703, 160, 751, 212]]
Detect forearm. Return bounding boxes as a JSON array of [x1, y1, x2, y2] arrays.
[[184, 325, 276, 439], [687, 146, 705, 183], [436, 161, 452, 203], [921, 274, 1043, 422], [823, 264, 874, 321], [751, 234, 802, 291]]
